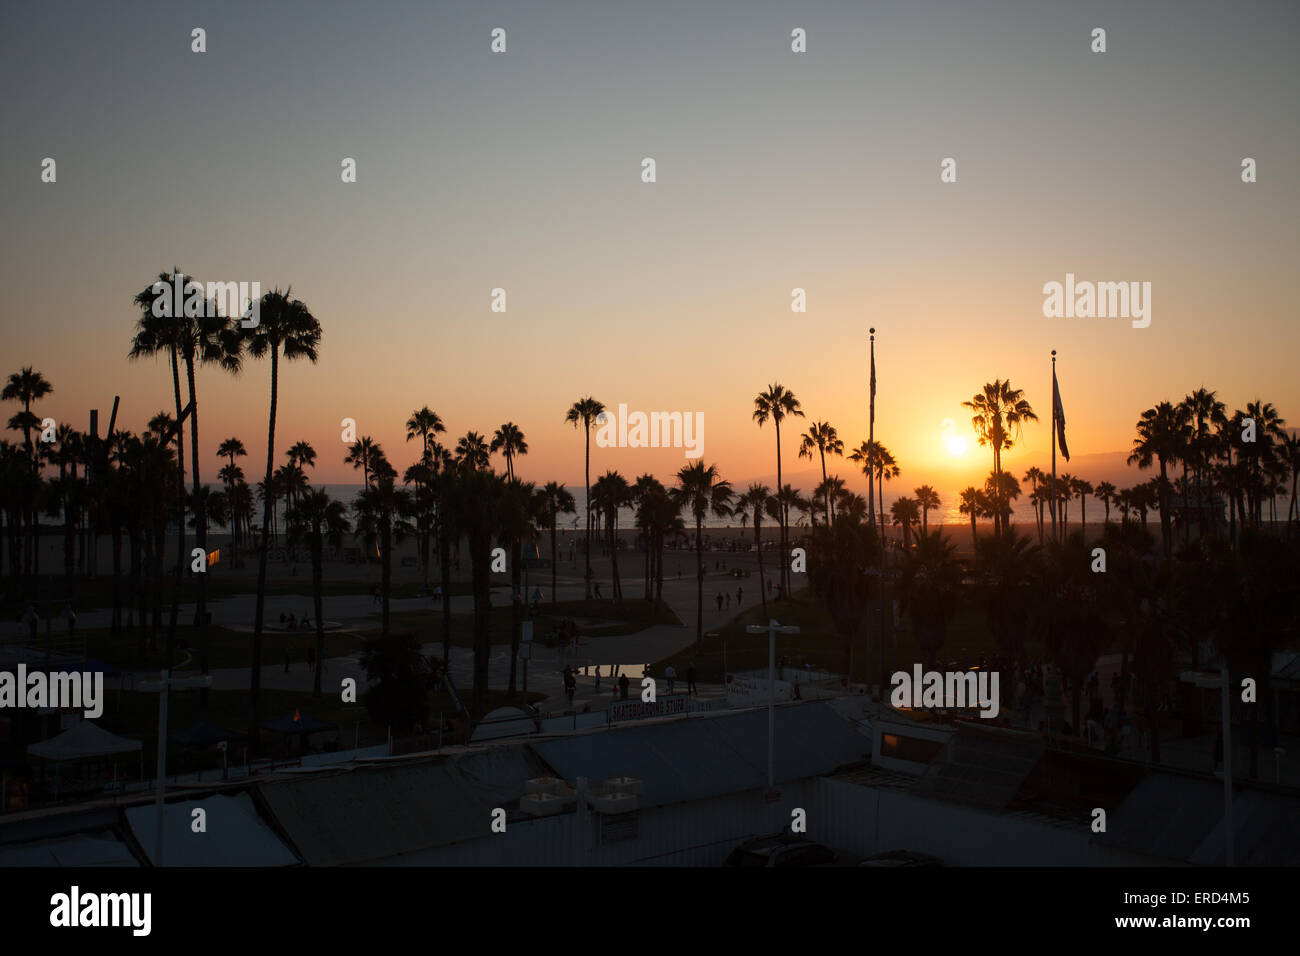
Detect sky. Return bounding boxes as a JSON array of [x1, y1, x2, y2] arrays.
[[2, 0, 1297, 502]]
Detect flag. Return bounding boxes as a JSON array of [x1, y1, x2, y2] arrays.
[[1053, 369, 1070, 462]]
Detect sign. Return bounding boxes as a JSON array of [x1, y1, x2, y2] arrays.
[[521, 621, 533, 644], [725, 674, 793, 708], [517, 643, 531, 661], [608, 695, 689, 723]]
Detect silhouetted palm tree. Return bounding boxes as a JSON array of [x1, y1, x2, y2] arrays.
[[963, 380, 1037, 536], [798, 420, 844, 526], [565, 397, 605, 600], [537, 481, 576, 605], [289, 489, 350, 697], [673, 461, 733, 645], [244, 286, 322, 752], [1128, 401, 1190, 557], [914, 485, 940, 534], [753, 383, 803, 597], [491, 422, 528, 482]]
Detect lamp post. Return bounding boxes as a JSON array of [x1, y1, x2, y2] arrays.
[[137, 670, 213, 867], [746, 619, 800, 795]]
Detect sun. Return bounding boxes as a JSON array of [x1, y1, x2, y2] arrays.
[[945, 434, 969, 457]]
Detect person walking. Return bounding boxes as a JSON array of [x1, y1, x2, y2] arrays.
[[618, 673, 630, 700], [563, 666, 576, 709], [665, 664, 676, 694], [687, 663, 697, 696], [594, 666, 602, 694], [737, 586, 743, 606], [716, 592, 724, 612]]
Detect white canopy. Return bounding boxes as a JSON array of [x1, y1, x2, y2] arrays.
[[27, 721, 143, 761]]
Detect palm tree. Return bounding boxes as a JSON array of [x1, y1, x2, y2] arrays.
[[405, 407, 446, 457], [1095, 481, 1117, 527], [1128, 401, 1190, 557], [1023, 466, 1045, 539], [735, 483, 773, 615], [798, 421, 844, 526], [2, 367, 53, 581], [536, 481, 576, 605], [1057, 473, 1074, 535], [217, 437, 248, 560], [490, 422, 528, 482], [849, 440, 897, 542], [673, 461, 733, 645], [345, 436, 383, 490], [897, 530, 963, 669], [913, 485, 940, 534], [984, 471, 1022, 532], [591, 470, 630, 601], [499, 478, 538, 693], [890, 496, 920, 549], [289, 490, 350, 697], [564, 397, 605, 600], [963, 380, 1038, 536], [455, 431, 491, 471], [1181, 388, 1227, 532], [1280, 433, 1300, 524], [958, 486, 985, 543], [753, 383, 804, 597], [244, 286, 322, 752], [1071, 477, 1094, 538], [1243, 399, 1287, 526], [353, 461, 413, 638]]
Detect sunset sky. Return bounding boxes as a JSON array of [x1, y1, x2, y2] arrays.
[[2, 0, 1297, 500]]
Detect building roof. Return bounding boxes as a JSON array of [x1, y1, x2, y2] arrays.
[[1094, 771, 1300, 865], [27, 721, 142, 761], [910, 721, 1045, 810], [125, 793, 299, 867]]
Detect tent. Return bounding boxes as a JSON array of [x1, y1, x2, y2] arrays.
[[262, 712, 338, 736], [169, 721, 247, 747], [28, 721, 143, 762]]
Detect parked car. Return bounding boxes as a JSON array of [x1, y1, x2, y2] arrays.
[[724, 833, 856, 867], [859, 849, 944, 867]]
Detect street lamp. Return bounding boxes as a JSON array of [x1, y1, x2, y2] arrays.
[[137, 670, 213, 867], [746, 620, 800, 797]]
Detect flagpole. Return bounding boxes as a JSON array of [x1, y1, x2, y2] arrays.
[[871, 330, 888, 700], [1051, 350, 1058, 542], [867, 330, 876, 526]]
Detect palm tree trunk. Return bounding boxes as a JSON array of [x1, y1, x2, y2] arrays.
[[550, 520, 559, 605], [775, 422, 785, 597], [381, 511, 392, 637], [185, 358, 210, 712], [440, 516, 453, 665], [312, 533, 324, 698], [250, 349, 278, 755], [508, 537, 521, 694], [754, 519, 767, 616], [165, 347, 186, 672], [695, 515, 704, 645], [584, 426, 592, 600]]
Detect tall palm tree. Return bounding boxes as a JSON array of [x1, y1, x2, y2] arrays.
[[1094, 481, 1116, 527], [850, 440, 897, 542], [455, 431, 491, 471], [591, 470, 630, 601], [217, 437, 248, 560], [490, 422, 528, 482], [2, 367, 53, 581], [536, 481, 576, 605], [913, 485, 940, 534], [289, 489, 350, 697], [244, 286, 322, 752], [672, 461, 733, 645], [890, 496, 920, 549], [353, 461, 413, 639], [753, 383, 804, 597], [1023, 466, 1045, 538], [499, 478, 539, 693], [963, 380, 1037, 536], [1057, 473, 1074, 535], [1071, 477, 1094, 538], [1280, 433, 1300, 524], [345, 436, 383, 490], [1181, 388, 1227, 531], [405, 406, 446, 457], [798, 421, 844, 526], [564, 397, 605, 600], [1128, 401, 1190, 557], [958, 486, 987, 543]]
